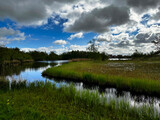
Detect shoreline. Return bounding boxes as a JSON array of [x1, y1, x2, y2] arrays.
[[42, 61, 160, 97], [0, 59, 34, 65]]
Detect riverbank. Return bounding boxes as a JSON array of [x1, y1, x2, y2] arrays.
[[0, 80, 158, 120], [0, 59, 34, 65], [43, 61, 160, 96]]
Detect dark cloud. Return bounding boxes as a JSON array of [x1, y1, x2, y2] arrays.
[[0, 0, 77, 25], [150, 7, 160, 21], [126, 0, 160, 13], [110, 40, 133, 48], [134, 33, 156, 44], [101, 0, 127, 7], [65, 5, 130, 33]]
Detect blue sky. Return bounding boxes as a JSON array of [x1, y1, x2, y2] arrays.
[[0, 0, 160, 55], [0, 18, 95, 48]]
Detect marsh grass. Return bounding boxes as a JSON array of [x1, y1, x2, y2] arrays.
[[0, 80, 159, 120], [42, 61, 160, 96]]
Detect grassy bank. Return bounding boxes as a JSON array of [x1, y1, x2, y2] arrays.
[[1, 59, 34, 65], [0, 80, 159, 120], [42, 61, 160, 96]]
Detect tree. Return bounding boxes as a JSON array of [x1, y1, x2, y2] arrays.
[[152, 34, 160, 51], [87, 39, 99, 52]]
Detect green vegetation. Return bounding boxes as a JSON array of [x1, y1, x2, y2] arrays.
[[43, 61, 160, 96], [0, 79, 159, 120], [0, 47, 33, 64], [28, 51, 59, 61], [0, 47, 108, 64], [131, 50, 160, 61], [60, 51, 108, 61], [28, 50, 108, 61]]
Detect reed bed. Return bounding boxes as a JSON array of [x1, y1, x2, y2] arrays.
[[0, 80, 159, 120]]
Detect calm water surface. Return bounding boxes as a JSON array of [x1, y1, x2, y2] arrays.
[[1, 60, 160, 114]]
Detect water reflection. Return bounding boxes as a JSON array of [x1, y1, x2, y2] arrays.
[[0, 60, 160, 113], [73, 82, 160, 113]]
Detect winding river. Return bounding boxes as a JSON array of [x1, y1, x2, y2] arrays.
[[1, 60, 160, 114]]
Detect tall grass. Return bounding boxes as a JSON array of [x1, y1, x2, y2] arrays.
[[42, 61, 160, 96], [0, 80, 159, 120]]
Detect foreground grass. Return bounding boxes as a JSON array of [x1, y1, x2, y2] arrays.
[[0, 80, 159, 120], [43, 61, 160, 96]]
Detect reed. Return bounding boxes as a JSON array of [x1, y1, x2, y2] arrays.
[[0, 80, 159, 120]]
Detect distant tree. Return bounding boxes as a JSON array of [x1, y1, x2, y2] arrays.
[[87, 39, 99, 52], [28, 51, 48, 61], [152, 34, 160, 51], [0, 47, 33, 64], [48, 52, 59, 60], [60, 50, 108, 61], [131, 50, 144, 58], [14, 47, 20, 51]]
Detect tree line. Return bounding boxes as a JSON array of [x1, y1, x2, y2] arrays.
[[0, 47, 109, 64], [27, 51, 109, 61], [60, 51, 108, 61], [0, 47, 32, 64]]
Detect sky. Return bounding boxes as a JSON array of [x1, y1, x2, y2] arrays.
[[0, 0, 160, 55]]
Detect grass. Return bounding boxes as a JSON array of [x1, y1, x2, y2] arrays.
[[42, 61, 160, 96], [0, 79, 159, 120]]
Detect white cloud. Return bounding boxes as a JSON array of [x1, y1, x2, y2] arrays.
[[69, 44, 88, 51], [53, 40, 67, 45], [0, 27, 26, 46], [21, 48, 36, 52], [2, 0, 160, 55], [68, 32, 83, 40], [94, 23, 160, 55], [0, 0, 79, 26], [21, 44, 89, 55], [54, 20, 60, 25]]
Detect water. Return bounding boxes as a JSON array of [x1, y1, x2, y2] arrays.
[[0, 60, 160, 113], [1, 61, 68, 87], [109, 58, 132, 61]]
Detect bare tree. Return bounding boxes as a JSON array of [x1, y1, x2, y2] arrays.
[[152, 34, 160, 51], [87, 39, 99, 52]]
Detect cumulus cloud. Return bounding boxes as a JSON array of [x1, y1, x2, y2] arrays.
[[133, 25, 160, 46], [21, 44, 88, 55], [53, 39, 67, 45], [69, 44, 88, 51], [0, 27, 25, 46], [2, 0, 160, 55], [0, 0, 77, 26], [149, 7, 160, 24], [68, 32, 83, 40], [65, 5, 130, 33], [94, 23, 160, 55], [95, 32, 113, 42]]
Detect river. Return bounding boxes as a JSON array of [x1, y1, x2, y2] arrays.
[[0, 60, 160, 114]]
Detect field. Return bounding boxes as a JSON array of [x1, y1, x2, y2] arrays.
[[43, 61, 160, 96]]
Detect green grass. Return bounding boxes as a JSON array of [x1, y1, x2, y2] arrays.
[[0, 80, 159, 120], [42, 61, 160, 96]]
